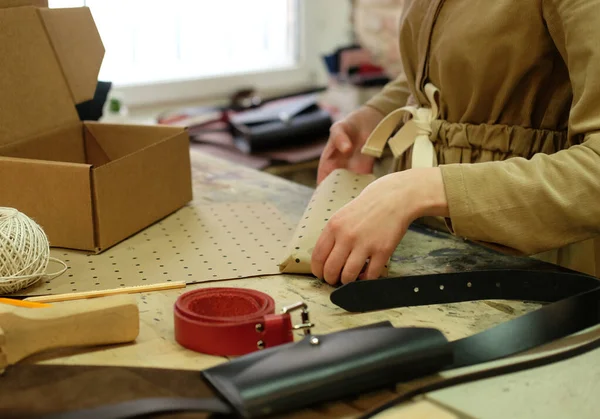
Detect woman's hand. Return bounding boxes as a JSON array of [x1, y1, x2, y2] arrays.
[[317, 106, 385, 185], [311, 167, 450, 285]]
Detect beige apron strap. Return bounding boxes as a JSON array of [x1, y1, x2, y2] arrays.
[[404, 83, 441, 168], [361, 108, 409, 158], [412, 136, 438, 168], [388, 119, 418, 157], [361, 83, 441, 169]]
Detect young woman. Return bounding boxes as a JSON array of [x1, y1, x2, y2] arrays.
[[312, 0, 600, 285]]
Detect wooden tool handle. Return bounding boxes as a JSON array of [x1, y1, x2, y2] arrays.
[[0, 295, 139, 366]]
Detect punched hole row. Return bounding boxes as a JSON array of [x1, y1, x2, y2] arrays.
[[412, 281, 499, 293]]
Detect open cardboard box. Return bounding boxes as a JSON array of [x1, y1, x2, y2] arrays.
[[0, 2, 193, 252]]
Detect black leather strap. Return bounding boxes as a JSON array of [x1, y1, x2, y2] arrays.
[[450, 284, 600, 368], [330, 269, 600, 370], [330, 269, 600, 311], [360, 327, 600, 419]]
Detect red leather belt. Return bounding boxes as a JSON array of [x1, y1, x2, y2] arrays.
[[174, 287, 314, 356]]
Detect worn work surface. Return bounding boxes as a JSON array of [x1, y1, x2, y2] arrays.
[[21, 150, 545, 296], [11, 151, 600, 419]]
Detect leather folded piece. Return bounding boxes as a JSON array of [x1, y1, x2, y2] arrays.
[[279, 168, 389, 276], [202, 321, 451, 418]]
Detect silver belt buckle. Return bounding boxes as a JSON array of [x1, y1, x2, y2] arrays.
[[281, 301, 314, 336]]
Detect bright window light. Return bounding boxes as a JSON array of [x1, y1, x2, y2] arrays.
[[48, 0, 299, 87]]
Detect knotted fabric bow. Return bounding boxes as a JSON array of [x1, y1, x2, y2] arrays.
[[361, 83, 441, 169]]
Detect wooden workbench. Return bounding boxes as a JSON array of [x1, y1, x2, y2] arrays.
[[16, 151, 600, 418]]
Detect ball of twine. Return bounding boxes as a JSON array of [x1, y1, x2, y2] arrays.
[[0, 207, 67, 294]]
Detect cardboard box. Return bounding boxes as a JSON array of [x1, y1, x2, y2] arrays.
[[0, 3, 193, 252]]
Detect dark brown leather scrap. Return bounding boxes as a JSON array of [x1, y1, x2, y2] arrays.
[[0, 364, 215, 419]]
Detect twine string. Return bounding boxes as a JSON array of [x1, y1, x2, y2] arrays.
[[0, 207, 67, 294]]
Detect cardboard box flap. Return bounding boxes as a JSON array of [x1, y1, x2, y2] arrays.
[[38, 7, 104, 105], [0, 6, 104, 147], [0, 6, 76, 146], [0, 156, 96, 250]]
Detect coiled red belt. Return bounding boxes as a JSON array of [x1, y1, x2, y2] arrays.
[[174, 287, 313, 356]]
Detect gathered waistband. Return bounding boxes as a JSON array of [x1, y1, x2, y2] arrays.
[[430, 120, 575, 164], [361, 82, 578, 168]]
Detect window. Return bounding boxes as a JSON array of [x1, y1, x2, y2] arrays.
[[47, 0, 352, 107]]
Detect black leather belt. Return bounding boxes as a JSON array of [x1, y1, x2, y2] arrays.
[[329, 268, 600, 418], [29, 269, 600, 419], [330, 269, 600, 369]]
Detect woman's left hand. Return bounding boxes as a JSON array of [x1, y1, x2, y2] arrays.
[[311, 167, 450, 285]]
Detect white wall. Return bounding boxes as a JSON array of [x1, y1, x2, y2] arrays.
[[302, 0, 354, 86]]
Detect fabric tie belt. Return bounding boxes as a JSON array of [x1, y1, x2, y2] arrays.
[[361, 83, 441, 169], [174, 288, 314, 356]]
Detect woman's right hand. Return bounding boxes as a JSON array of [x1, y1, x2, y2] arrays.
[[316, 106, 385, 185]]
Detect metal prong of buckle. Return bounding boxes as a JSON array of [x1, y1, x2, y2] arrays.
[[281, 301, 314, 336]]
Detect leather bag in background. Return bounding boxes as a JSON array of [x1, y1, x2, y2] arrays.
[[229, 93, 333, 154]]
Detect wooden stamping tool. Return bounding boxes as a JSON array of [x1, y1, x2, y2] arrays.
[[0, 295, 139, 373]]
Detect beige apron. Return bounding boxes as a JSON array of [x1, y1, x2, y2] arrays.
[[362, 83, 600, 278]]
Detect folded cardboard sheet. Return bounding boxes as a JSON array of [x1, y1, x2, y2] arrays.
[[10, 202, 295, 296], [279, 168, 389, 277]]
